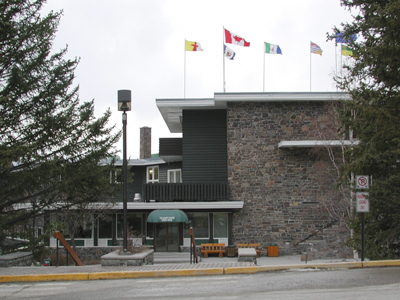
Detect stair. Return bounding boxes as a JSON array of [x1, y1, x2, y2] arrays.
[[153, 252, 199, 264]]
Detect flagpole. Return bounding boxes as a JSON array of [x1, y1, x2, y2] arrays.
[[340, 45, 343, 77], [263, 43, 265, 92], [223, 27, 226, 93], [335, 42, 338, 79], [310, 42, 312, 92], [184, 38, 186, 98]]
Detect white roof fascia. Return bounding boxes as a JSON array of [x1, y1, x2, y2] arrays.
[[90, 201, 244, 210], [156, 98, 215, 133], [113, 157, 165, 167], [278, 140, 360, 148], [156, 98, 215, 108]]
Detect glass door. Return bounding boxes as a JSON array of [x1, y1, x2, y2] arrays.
[[155, 223, 180, 252]]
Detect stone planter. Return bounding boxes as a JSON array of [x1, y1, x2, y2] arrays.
[[0, 252, 32, 267], [100, 250, 154, 266]]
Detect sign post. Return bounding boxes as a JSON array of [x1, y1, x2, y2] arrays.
[[356, 176, 370, 262]]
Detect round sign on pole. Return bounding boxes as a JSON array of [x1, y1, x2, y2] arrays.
[[356, 175, 369, 189]]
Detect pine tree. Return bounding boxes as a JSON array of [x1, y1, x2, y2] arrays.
[[0, 0, 120, 248], [331, 0, 400, 259]]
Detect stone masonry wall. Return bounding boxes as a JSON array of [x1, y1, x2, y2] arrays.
[[140, 127, 152, 159], [227, 101, 353, 259], [47, 247, 118, 265]]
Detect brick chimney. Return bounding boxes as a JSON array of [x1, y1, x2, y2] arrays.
[[140, 127, 152, 159]]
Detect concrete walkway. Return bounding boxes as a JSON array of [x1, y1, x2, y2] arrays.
[[1, 254, 400, 283]]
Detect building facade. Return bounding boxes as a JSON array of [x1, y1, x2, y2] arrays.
[[156, 92, 354, 258], [49, 92, 355, 259]]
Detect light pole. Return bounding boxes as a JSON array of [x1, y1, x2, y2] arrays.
[[117, 90, 131, 252]]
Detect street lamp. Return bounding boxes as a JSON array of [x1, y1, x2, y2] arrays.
[[118, 90, 131, 253]]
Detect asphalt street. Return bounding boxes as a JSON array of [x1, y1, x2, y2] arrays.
[[1, 267, 400, 300]]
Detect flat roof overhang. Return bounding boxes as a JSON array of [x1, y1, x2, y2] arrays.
[[278, 140, 360, 148], [90, 201, 244, 210], [156, 92, 351, 133]]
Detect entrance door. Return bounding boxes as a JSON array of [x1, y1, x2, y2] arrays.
[[154, 223, 180, 252]]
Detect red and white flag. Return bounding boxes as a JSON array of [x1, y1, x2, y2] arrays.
[[224, 28, 250, 47]]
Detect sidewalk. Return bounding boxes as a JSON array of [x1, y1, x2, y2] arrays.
[[1, 255, 400, 283]]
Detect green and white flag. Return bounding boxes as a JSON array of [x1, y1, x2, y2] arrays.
[[265, 42, 282, 54]]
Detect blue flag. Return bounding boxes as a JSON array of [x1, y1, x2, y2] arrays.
[[335, 32, 357, 44]]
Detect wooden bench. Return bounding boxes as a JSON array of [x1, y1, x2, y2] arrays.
[[200, 243, 226, 258], [236, 243, 262, 257]]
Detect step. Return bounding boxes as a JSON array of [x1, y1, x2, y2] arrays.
[[153, 252, 199, 264]]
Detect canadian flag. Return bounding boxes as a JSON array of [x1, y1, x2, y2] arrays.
[[224, 28, 250, 47]]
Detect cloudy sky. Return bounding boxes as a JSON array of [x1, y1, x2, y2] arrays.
[[42, 0, 356, 159]]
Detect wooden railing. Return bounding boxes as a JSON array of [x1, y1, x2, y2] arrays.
[[54, 231, 84, 266], [142, 182, 229, 202]]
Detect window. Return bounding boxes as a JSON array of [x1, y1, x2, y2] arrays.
[[147, 166, 159, 183], [168, 169, 182, 183], [50, 213, 93, 239], [213, 213, 228, 238], [184, 213, 209, 238], [110, 168, 122, 183], [98, 215, 113, 239], [117, 214, 142, 238]]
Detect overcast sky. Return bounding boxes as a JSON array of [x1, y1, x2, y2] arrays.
[[42, 0, 356, 159]]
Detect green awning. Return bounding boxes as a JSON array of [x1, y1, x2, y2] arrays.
[[147, 209, 188, 223]]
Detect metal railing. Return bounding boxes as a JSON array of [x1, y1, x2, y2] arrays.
[[142, 182, 229, 202]]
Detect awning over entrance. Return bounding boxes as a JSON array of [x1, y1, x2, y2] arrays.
[[147, 209, 188, 223]]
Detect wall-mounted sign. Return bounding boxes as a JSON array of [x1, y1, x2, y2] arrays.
[[356, 175, 369, 189], [356, 192, 369, 212]]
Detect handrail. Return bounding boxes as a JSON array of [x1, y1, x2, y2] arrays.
[[189, 227, 198, 264], [54, 231, 84, 266], [295, 219, 339, 245]]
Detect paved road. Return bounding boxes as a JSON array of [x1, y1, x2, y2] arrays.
[[1, 267, 399, 299]]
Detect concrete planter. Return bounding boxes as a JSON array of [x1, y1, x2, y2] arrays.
[[101, 250, 154, 266]]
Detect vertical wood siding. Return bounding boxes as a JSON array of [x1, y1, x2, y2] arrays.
[[182, 110, 227, 183]]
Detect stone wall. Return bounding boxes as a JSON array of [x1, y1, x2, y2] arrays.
[[227, 101, 353, 259], [47, 247, 119, 265], [0, 252, 32, 267], [140, 126, 152, 159]]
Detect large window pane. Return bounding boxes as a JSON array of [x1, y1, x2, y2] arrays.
[[214, 213, 228, 238], [117, 214, 142, 238], [50, 212, 92, 238], [98, 215, 113, 238], [184, 213, 208, 238]]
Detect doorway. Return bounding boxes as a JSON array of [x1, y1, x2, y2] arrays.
[[154, 223, 180, 252]]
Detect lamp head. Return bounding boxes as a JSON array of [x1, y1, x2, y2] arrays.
[[118, 90, 131, 111]]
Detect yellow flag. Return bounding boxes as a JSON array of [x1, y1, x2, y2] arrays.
[[341, 45, 356, 57], [185, 40, 203, 51]]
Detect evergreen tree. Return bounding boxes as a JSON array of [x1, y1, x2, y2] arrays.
[[331, 0, 400, 259], [0, 0, 120, 248]]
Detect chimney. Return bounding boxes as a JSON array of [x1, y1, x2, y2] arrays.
[[140, 127, 152, 159]]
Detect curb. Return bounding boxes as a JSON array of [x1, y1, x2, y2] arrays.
[[1, 260, 399, 283]]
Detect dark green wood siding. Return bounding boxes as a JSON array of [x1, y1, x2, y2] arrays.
[[182, 110, 227, 183], [159, 138, 182, 156]]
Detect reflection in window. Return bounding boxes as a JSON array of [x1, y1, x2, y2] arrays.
[[184, 213, 209, 238], [98, 215, 113, 239], [213, 213, 228, 238], [50, 213, 93, 239], [117, 214, 142, 238], [168, 169, 182, 183]]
